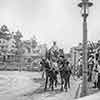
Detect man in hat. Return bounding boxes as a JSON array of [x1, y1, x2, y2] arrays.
[[50, 41, 59, 60], [51, 41, 58, 52]]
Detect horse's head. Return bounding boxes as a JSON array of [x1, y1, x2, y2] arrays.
[[46, 49, 51, 60]]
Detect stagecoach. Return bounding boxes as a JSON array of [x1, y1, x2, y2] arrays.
[[40, 47, 72, 91]]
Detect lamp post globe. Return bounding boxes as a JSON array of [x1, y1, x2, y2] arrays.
[[78, 0, 93, 17]]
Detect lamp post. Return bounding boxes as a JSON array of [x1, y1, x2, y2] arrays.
[[78, 0, 93, 97], [74, 51, 76, 75]]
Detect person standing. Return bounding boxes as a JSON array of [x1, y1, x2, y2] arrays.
[[97, 60, 100, 89], [66, 61, 72, 88], [49, 41, 59, 62], [92, 64, 98, 88], [50, 41, 59, 52], [92, 48, 100, 88], [88, 55, 94, 82], [78, 58, 83, 78]]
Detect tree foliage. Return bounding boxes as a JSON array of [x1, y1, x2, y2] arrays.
[[14, 30, 23, 40], [31, 35, 37, 48], [0, 25, 9, 33], [13, 30, 23, 55], [0, 25, 10, 40]]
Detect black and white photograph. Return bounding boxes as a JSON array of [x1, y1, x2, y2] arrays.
[[0, 0, 99, 100]]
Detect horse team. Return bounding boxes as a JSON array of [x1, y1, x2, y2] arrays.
[[40, 48, 72, 92]]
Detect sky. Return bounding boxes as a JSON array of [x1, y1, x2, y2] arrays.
[[0, 0, 99, 52]]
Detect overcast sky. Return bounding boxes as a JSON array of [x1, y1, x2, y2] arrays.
[[0, 0, 99, 52]]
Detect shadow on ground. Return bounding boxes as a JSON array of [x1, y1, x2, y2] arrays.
[[22, 78, 63, 98]]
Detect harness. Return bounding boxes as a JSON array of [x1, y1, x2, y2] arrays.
[[57, 59, 71, 75]]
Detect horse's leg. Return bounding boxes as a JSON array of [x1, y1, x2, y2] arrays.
[[49, 72, 54, 91], [54, 73, 58, 88], [68, 74, 70, 89], [64, 76, 68, 92], [60, 76, 64, 91], [51, 71, 55, 91], [42, 71, 45, 79], [55, 78, 57, 87], [51, 79, 54, 91], [44, 72, 48, 91], [49, 78, 52, 88]]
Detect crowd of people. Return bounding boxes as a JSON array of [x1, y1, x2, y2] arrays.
[[90, 48, 100, 89], [76, 47, 100, 90]]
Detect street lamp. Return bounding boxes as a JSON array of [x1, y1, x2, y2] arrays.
[[78, 0, 93, 97], [74, 51, 76, 75]]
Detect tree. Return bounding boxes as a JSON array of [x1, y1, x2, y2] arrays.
[[31, 35, 37, 49], [0, 25, 10, 56], [14, 30, 24, 62], [14, 30, 23, 40], [0, 25, 10, 40], [14, 30, 23, 48], [0, 25, 9, 33]]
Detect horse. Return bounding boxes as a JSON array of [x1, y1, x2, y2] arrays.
[[57, 58, 71, 91], [40, 58, 58, 91], [45, 48, 59, 87], [45, 48, 72, 91]]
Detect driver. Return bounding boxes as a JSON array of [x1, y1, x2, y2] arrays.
[[49, 41, 59, 62], [50, 41, 59, 52]]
